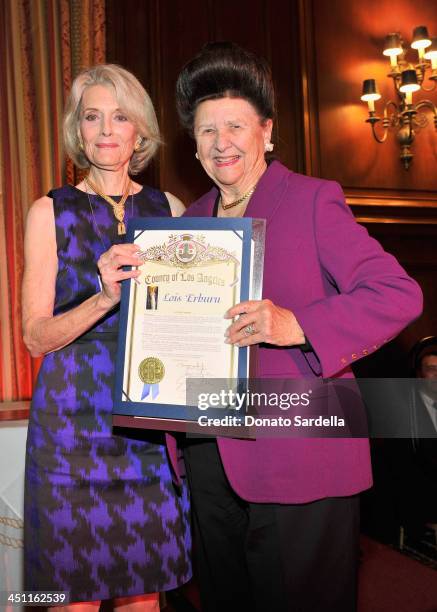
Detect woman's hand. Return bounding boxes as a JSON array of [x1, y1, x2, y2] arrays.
[[97, 243, 142, 308], [224, 299, 306, 347]]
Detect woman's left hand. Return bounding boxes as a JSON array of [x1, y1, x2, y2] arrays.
[[225, 299, 306, 347]]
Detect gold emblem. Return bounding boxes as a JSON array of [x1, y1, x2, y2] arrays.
[[175, 234, 198, 263], [138, 357, 165, 384]]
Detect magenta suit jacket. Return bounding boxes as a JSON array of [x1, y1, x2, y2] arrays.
[[166, 161, 422, 503]]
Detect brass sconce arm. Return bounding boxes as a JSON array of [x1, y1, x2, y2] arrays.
[[414, 98, 437, 119], [416, 65, 437, 91], [366, 100, 399, 143], [366, 115, 388, 143]]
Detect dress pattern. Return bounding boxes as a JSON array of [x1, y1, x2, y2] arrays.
[[24, 185, 191, 602]]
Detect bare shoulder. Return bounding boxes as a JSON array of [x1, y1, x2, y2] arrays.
[[22, 195, 58, 335], [25, 196, 55, 249], [165, 191, 186, 217], [26, 195, 54, 224]]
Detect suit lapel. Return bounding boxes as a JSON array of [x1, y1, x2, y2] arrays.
[[244, 161, 291, 225]]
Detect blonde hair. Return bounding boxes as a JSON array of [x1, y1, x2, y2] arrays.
[[63, 64, 161, 175]]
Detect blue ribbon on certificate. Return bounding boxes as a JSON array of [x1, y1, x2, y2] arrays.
[[141, 383, 160, 400]]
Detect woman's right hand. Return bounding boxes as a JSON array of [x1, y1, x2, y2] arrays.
[[97, 243, 142, 308]]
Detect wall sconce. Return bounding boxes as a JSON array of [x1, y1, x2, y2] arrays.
[[361, 26, 437, 169]]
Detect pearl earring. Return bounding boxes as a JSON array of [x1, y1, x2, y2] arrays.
[[264, 142, 274, 152], [195, 152, 199, 160]]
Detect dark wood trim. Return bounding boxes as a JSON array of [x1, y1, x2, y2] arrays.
[[0, 401, 30, 421], [352, 214, 437, 225], [345, 189, 437, 206], [113, 414, 251, 438], [298, 0, 320, 177], [288, 0, 306, 174], [347, 192, 437, 224], [146, 0, 162, 189]]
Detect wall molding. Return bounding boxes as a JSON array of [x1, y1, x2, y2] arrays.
[[0, 402, 30, 422], [346, 192, 437, 224]]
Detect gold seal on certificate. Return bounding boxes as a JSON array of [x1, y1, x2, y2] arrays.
[[138, 357, 165, 384]]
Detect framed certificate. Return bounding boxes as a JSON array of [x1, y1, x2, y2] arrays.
[[113, 217, 265, 434]]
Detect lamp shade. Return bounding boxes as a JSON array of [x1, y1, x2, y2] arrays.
[[411, 25, 432, 50], [361, 79, 381, 101], [424, 37, 437, 69], [383, 33, 403, 56], [424, 37, 437, 59], [399, 69, 421, 92]]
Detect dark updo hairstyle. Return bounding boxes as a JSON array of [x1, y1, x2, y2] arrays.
[[176, 41, 275, 134]]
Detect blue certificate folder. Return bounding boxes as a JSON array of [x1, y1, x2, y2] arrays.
[[113, 216, 265, 433]]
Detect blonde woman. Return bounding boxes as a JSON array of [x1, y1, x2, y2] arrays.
[[22, 64, 191, 611]]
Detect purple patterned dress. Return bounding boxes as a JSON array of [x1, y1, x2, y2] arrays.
[[24, 185, 191, 602]]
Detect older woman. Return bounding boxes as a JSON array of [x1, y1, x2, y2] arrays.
[[22, 64, 191, 611], [175, 42, 423, 612]]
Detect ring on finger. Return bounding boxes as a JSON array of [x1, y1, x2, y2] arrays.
[[244, 324, 256, 336]]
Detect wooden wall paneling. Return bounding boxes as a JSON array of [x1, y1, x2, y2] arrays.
[[352, 221, 437, 376], [154, 0, 217, 204], [107, 0, 304, 204], [300, 0, 437, 373], [203, 0, 305, 174], [266, 0, 305, 174], [306, 0, 437, 199], [348, 192, 437, 225], [157, 0, 305, 203], [208, 1, 267, 50], [368, 223, 437, 343], [106, 0, 161, 188], [298, 0, 321, 177]]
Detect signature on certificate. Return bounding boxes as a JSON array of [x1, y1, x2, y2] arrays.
[[175, 361, 214, 392]]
